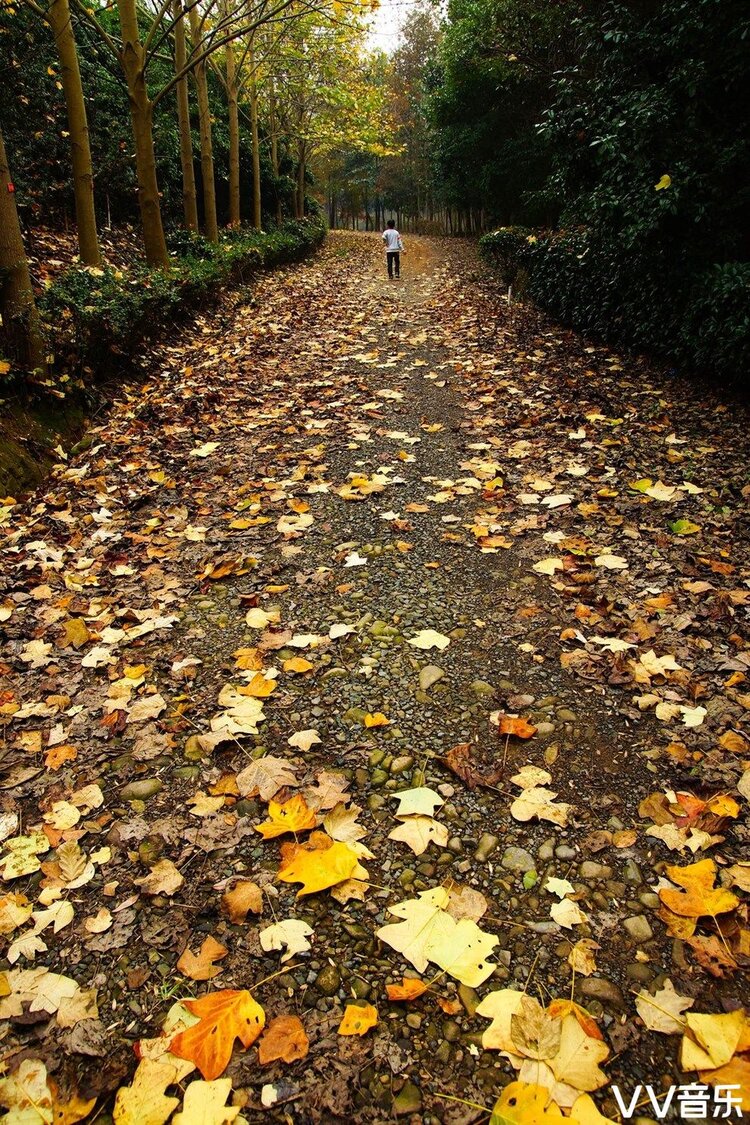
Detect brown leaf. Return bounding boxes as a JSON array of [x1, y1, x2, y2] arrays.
[[177, 935, 229, 981], [220, 880, 263, 923], [258, 1014, 309, 1064], [442, 743, 503, 790]]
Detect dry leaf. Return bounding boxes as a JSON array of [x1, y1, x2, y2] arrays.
[[177, 936, 228, 981]]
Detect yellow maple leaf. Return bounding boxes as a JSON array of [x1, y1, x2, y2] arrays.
[[338, 1002, 378, 1036], [255, 795, 317, 839], [277, 832, 360, 896]]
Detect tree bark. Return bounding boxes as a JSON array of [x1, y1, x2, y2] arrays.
[[269, 79, 282, 224], [249, 65, 261, 229], [189, 4, 218, 242], [173, 0, 198, 231], [295, 143, 305, 219], [47, 0, 100, 265], [0, 128, 47, 372], [225, 21, 240, 226], [117, 0, 169, 267]]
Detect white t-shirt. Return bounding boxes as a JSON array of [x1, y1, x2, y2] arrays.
[[382, 228, 402, 252]]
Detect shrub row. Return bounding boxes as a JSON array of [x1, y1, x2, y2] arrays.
[[41, 218, 326, 374], [479, 226, 750, 382]]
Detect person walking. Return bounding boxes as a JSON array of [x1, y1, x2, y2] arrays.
[[382, 219, 404, 279]]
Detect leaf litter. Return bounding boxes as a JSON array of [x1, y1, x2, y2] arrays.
[[0, 234, 748, 1120]]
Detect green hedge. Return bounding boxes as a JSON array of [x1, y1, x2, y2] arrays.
[[41, 218, 325, 373], [479, 226, 750, 381]]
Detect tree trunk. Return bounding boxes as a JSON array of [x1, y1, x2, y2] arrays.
[[249, 49, 261, 229], [296, 144, 305, 219], [189, 4, 218, 241], [269, 79, 282, 224], [47, 0, 100, 265], [173, 0, 198, 231], [0, 128, 47, 372], [225, 26, 240, 227], [117, 0, 169, 267]]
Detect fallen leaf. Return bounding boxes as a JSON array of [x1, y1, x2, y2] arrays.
[[259, 918, 313, 961], [170, 989, 265, 1080], [220, 880, 262, 923], [172, 1078, 240, 1124], [277, 832, 361, 897], [258, 1015, 309, 1064], [338, 1002, 378, 1036], [407, 629, 451, 651], [177, 936, 228, 981], [635, 979, 694, 1034], [255, 794, 317, 839], [388, 815, 449, 855]]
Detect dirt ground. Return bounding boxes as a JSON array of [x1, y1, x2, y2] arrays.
[[0, 232, 748, 1123]]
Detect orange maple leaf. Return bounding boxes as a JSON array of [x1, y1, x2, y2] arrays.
[[385, 977, 429, 1002], [169, 989, 265, 1079], [546, 999, 604, 1042]]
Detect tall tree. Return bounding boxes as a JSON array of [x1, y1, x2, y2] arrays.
[[173, 0, 199, 231], [23, 0, 101, 264], [189, 2, 219, 241], [0, 128, 47, 372]]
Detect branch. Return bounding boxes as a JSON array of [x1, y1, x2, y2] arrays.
[[68, 0, 121, 58]]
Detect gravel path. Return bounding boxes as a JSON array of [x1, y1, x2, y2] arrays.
[[1, 232, 748, 1123]]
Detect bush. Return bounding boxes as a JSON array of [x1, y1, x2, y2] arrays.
[[42, 218, 325, 373], [479, 227, 532, 288]]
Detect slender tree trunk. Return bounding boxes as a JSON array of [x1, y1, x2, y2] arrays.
[[225, 24, 240, 226], [296, 143, 305, 218], [249, 47, 261, 229], [47, 0, 100, 265], [117, 0, 169, 267], [0, 128, 47, 372], [189, 4, 218, 241], [173, 0, 198, 231], [269, 79, 282, 224]]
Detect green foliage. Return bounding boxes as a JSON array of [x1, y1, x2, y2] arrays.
[[479, 227, 532, 287], [530, 0, 750, 379], [41, 219, 325, 371]]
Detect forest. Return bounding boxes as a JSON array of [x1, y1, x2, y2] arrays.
[[1, 1, 749, 1123], [1, 0, 748, 385]]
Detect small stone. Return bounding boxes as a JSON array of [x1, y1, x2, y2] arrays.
[[315, 965, 341, 996], [579, 977, 626, 1008], [442, 1019, 461, 1042], [579, 861, 612, 880], [501, 847, 536, 874], [390, 755, 414, 775], [470, 680, 495, 697], [555, 845, 577, 860], [474, 834, 499, 862], [120, 778, 163, 802], [623, 859, 643, 884], [370, 769, 389, 787], [556, 708, 577, 722], [623, 915, 653, 943], [535, 722, 556, 737], [393, 1081, 422, 1116], [405, 1013, 422, 1030], [419, 665, 444, 691]]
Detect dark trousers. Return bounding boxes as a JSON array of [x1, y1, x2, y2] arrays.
[[387, 251, 400, 278]]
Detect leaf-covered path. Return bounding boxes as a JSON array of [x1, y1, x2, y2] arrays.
[[1, 233, 749, 1122]]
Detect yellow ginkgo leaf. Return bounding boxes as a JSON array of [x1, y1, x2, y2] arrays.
[[338, 1002, 378, 1036], [680, 1010, 746, 1071], [655, 174, 672, 190], [255, 795, 317, 839]]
